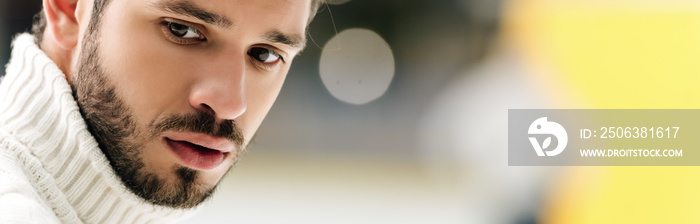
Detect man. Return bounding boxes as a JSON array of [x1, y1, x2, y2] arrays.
[[0, 0, 323, 223]]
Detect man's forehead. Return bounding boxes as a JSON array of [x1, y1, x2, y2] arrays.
[[144, 0, 309, 50]]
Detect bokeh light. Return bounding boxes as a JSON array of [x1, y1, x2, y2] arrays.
[[319, 28, 395, 105]]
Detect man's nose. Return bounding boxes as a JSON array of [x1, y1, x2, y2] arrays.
[[188, 52, 247, 121]]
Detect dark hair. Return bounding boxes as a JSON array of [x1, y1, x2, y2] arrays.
[[31, 0, 325, 44], [31, 8, 47, 44]]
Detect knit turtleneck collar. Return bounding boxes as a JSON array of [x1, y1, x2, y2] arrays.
[[0, 33, 197, 223]]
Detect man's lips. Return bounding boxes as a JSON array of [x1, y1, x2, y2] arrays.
[[163, 132, 235, 170], [165, 132, 235, 153]]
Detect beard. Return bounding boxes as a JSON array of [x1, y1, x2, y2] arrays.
[[70, 16, 244, 209]]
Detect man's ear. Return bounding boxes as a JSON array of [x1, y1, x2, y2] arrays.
[[43, 0, 80, 50]]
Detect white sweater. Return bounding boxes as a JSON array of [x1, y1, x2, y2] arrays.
[[0, 34, 197, 223]]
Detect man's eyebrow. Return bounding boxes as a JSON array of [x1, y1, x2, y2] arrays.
[[151, 0, 233, 28], [264, 30, 306, 51]]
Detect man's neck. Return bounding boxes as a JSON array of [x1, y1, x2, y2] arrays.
[[39, 32, 75, 83]]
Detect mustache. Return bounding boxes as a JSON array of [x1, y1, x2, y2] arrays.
[[151, 112, 244, 148]]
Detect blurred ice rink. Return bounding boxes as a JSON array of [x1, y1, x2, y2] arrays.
[[4, 0, 700, 223]]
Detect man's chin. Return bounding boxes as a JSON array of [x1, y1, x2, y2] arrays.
[[135, 165, 219, 209]]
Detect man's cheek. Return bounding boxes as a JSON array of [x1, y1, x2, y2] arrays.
[[242, 73, 287, 139], [103, 43, 191, 122]]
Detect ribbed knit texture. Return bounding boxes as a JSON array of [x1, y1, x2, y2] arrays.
[[0, 34, 197, 223]]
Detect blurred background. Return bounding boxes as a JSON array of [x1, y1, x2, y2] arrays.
[[3, 0, 700, 223]]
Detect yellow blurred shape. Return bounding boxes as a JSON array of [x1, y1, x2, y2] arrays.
[[503, 0, 700, 223], [505, 0, 700, 108]]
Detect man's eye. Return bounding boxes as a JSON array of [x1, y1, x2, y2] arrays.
[[247, 47, 282, 64], [167, 22, 205, 40]]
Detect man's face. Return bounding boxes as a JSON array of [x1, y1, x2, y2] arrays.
[[71, 0, 311, 208]]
